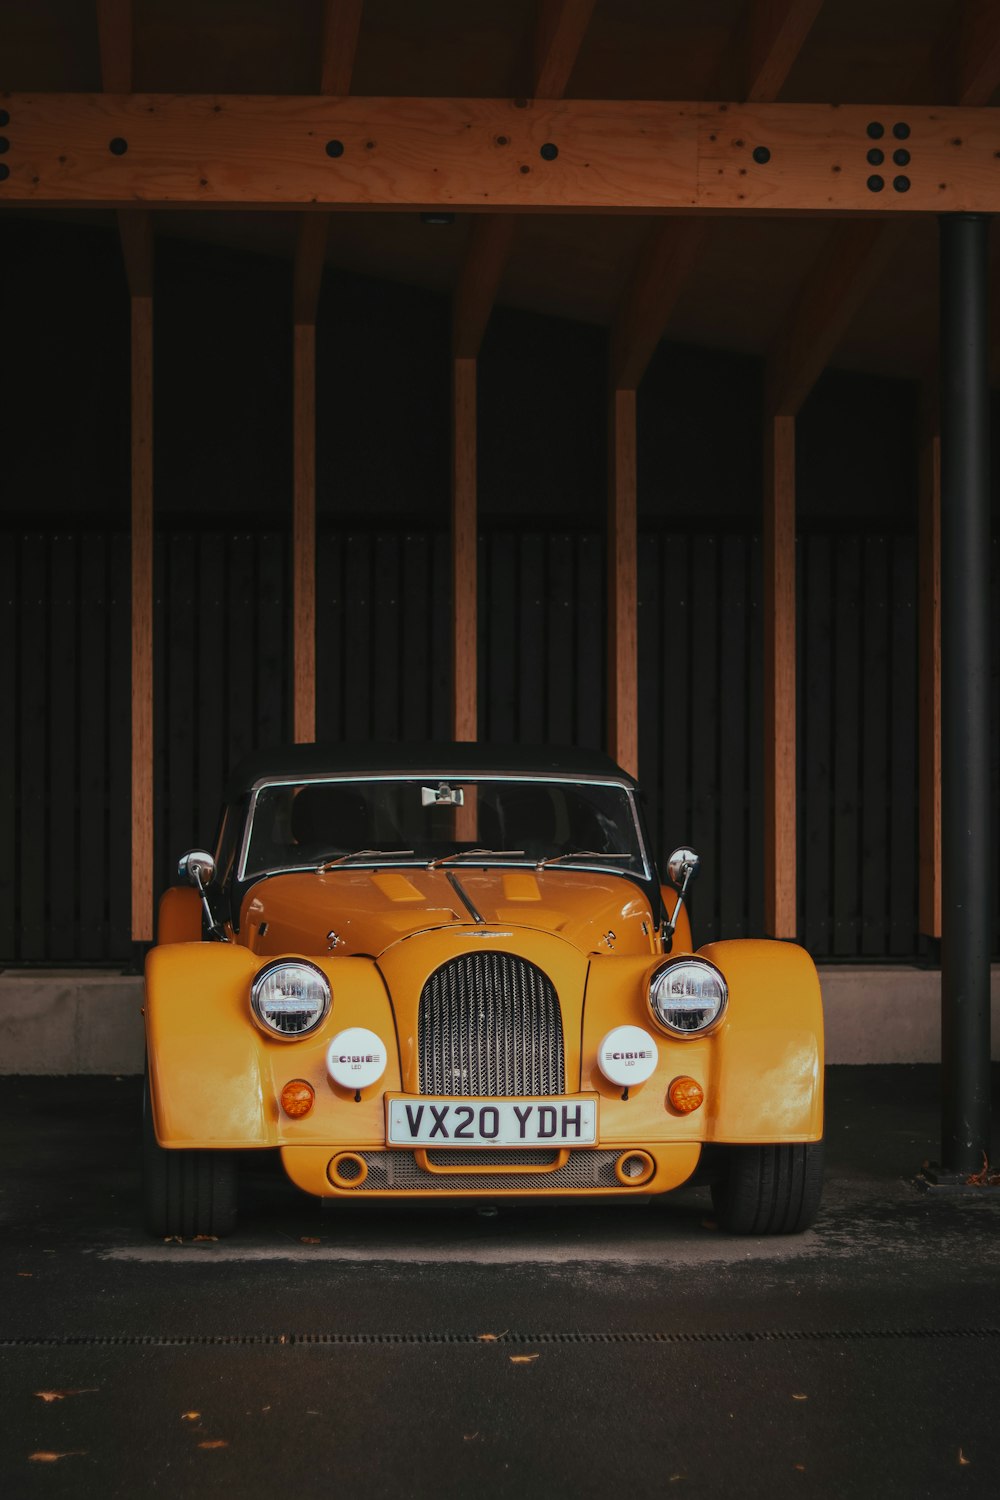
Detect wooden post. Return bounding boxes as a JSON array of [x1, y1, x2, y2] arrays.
[[130, 285, 154, 942], [451, 356, 478, 742], [918, 381, 942, 939], [763, 411, 796, 938], [293, 319, 317, 743], [608, 387, 638, 776]]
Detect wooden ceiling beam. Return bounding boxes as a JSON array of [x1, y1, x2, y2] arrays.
[[956, 0, 1000, 106], [766, 220, 906, 416], [321, 0, 364, 96], [532, 0, 596, 98], [745, 0, 824, 102], [95, 0, 132, 93], [7, 98, 1000, 212], [610, 219, 707, 390], [452, 214, 516, 358]]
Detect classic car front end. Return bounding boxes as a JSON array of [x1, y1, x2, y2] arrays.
[[143, 746, 824, 1238]]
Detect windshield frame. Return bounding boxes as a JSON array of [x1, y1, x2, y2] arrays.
[[236, 771, 653, 884]]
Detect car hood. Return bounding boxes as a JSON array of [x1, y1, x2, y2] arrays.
[[241, 865, 657, 959]]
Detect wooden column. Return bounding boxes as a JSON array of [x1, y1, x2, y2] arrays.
[[124, 220, 154, 942], [763, 412, 797, 938], [608, 387, 638, 776], [451, 357, 478, 741], [918, 381, 942, 939], [293, 319, 317, 743]]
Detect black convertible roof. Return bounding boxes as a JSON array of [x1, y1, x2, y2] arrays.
[[224, 742, 636, 800]]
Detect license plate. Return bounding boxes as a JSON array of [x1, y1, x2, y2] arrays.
[[385, 1094, 598, 1148]]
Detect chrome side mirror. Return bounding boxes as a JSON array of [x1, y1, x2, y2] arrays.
[[662, 846, 700, 952], [178, 850, 216, 888], [177, 850, 228, 942]]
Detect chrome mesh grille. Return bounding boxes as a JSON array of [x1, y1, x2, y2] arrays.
[[350, 1149, 626, 1192], [418, 951, 565, 1097]]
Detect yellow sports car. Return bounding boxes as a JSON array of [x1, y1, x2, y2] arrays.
[[144, 745, 824, 1238]]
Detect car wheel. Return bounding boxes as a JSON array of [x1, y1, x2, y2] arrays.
[[142, 1066, 238, 1238], [711, 1140, 824, 1235]]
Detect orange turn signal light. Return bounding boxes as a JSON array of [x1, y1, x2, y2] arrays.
[[280, 1079, 315, 1118], [668, 1076, 704, 1114]]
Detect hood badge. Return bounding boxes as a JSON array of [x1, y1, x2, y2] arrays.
[[603, 929, 617, 950], [326, 930, 343, 950]]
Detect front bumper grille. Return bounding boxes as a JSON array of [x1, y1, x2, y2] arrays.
[[418, 951, 566, 1097], [351, 1149, 626, 1192]]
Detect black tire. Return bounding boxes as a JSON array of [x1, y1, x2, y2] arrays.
[[711, 1139, 824, 1235], [142, 1067, 238, 1238]]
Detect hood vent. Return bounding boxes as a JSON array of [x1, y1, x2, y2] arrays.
[[418, 951, 565, 1097]]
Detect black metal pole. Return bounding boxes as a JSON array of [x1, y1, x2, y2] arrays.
[[938, 212, 992, 1175]]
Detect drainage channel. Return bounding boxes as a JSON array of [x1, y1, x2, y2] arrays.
[[3, 1326, 999, 1349]]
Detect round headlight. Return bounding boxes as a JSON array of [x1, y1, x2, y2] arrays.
[[251, 960, 331, 1038], [648, 958, 727, 1037]]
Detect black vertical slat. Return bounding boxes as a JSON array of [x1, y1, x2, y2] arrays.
[[690, 535, 720, 942], [430, 528, 451, 740], [518, 533, 545, 742], [574, 533, 603, 751], [226, 533, 255, 769], [165, 533, 196, 888], [256, 531, 288, 752], [661, 534, 691, 875], [486, 532, 516, 744], [77, 533, 108, 960], [400, 531, 429, 738], [993, 538, 1000, 951], [343, 533, 371, 738], [152, 530, 168, 909], [546, 534, 573, 742], [19, 535, 47, 961], [888, 534, 918, 957], [0, 532, 16, 958], [832, 535, 862, 956], [107, 528, 132, 960], [860, 535, 890, 956], [48, 534, 78, 958], [746, 533, 765, 938], [801, 536, 833, 957], [718, 535, 748, 937], [198, 533, 227, 842], [373, 534, 401, 740], [636, 532, 660, 864]]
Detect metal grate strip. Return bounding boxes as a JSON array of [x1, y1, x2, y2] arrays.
[[418, 951, 565, 1097], [352, 1149, 619, 1192]]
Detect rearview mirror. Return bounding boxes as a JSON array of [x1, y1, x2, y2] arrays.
[[178, 850, 217, 888]]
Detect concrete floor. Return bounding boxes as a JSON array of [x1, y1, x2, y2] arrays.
[[1, 1067, 999, 1498]]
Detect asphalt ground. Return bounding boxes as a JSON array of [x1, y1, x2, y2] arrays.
[[2, 1066, 999, 1499]]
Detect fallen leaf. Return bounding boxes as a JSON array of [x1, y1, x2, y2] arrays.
[[959, 1449, 971, 1467], [477, 1331, 508, 1342], [181, 1412, 201, 1422], [193, 1235, 218, 1243], [508, 1354, 539, 1365], [163, 1236, 183, 1244], [300, 1236, 321, 1245], [795, 1465, 806, 1472], [791, 1393, 808, 1401], [306, 1410, 319, 1416], [34, 1390, 98, 1403], [17, 1272, 32, 1278], [29, 1452, 88, 1463], [463, 1433, 480, 1442], [198, 1440, 229, 1450]]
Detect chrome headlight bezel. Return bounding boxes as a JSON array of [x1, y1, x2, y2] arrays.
[[250, 959, 332, 1039], [647, 957, 728, 1038]]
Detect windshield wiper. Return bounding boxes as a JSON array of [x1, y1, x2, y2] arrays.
[[535, 850, 633, 868], [317, 849, 414, 871], [426, 849, 525, 868]]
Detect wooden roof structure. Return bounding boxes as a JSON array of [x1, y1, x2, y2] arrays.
[[3, 0, 997, 943]]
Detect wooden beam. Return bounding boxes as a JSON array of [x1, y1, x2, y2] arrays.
[[321, 0, 364, 96], [610, 219, 707, 390], [6, 98, 1000, 212], [745, 0, 824, 102], [957, 0, 1000, 106], [95, 0, 132, 93], [532, 0, 596, 97], [451, 358, 478, 742], [452, 215, 516, 359], [763, 412, 796, 938], [918, 380, 942, 939], [607, 388, 638, 777], [766, 220, 905, 416]]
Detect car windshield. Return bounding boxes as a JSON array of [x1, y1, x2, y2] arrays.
[[240, 776, 648, 881]]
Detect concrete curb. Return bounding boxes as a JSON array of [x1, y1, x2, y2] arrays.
[[0, 965, 998, 1074]]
